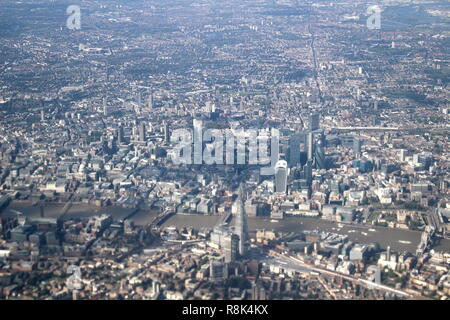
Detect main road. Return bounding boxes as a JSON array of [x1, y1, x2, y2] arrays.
[[268, 250, 413, 298]]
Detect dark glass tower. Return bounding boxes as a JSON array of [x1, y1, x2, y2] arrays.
[[308, 113, 320, 131], [288, 133, 305, 167], [315, 134, 326, 169]]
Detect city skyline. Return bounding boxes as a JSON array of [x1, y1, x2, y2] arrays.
[[0, 0, 449, 303]]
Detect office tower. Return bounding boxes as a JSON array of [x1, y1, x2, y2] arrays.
[[304, 160, 313, 186], [308, 113, 320, 131], [117, 125, 125, 144], [414, 152, 433, 170], [138, 122, 146, 142], [132, 123, 137, 139], [307, 132, 314, 161], [275, 160, 288, 194], [193, 119, 203, 164], [315, 137, 326, 169], [386, 246, 391, 262], [163, 121, 170, 143], [40, 109, 45, 122], [399, 149, 406, 162], [147, 92, 153, 112], [358, 66, 363, 75], [137, 90, 142, 110], [206, 101, 212, 113], [374, 100, 379, 111], [103, 97, 108, 116], [107, 138, 116, 154], [353, 137, 362, 157], [235, 184, 248, 257], [223, 232, 239, 263], [288, 133, 305, 167], [209, 259, 228, 281]]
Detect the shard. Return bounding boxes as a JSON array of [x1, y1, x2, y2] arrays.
[[235, 183, 248, 258]]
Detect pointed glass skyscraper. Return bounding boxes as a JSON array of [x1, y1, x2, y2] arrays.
[[235, 184, 248, 258]]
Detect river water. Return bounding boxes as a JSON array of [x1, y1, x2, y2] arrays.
[[3, 202, 450, 254]]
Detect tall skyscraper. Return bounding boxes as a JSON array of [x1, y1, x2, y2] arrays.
[[103, 97, 108, 117], [148, 92, 153, 112], [399, 149, 406, 162], [308, 113, 320, 131], [275, 160, 288, 194], [235, 184, 248, 258], [353, 137, 362, 157], [138, 122, 146, 142], [314, 137, 326, 170], [288, 133, 305, 167], [193, 119, 203, 164], [304, 160, 313, 186], [307, 132, 314, 161], [40, 109, 45, 122], [117, 125, 125, 144], [137, 90, 142, 110], [164, 121, 170, 143], [223, 232, 239, 263]]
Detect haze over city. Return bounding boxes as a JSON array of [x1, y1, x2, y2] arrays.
[[0, 0, 449, 302]]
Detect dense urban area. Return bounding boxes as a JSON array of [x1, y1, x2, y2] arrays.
[[0, 0, 449, 300]]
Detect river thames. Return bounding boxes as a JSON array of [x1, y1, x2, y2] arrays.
[[2, 201, 450, 253], [162, 214, 450, 254]]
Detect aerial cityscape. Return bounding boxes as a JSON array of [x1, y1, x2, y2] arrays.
[[0, 0, 449, 302]]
